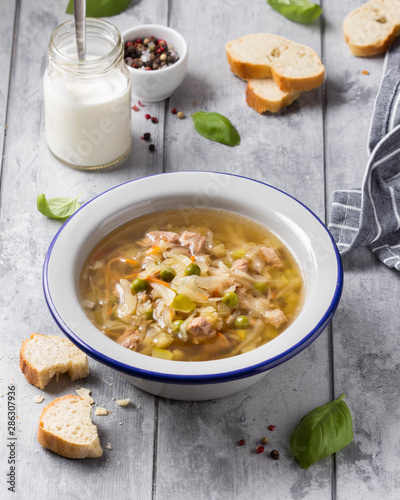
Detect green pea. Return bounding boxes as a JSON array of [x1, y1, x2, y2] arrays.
[[222, 291, 239, 308], [185, 263, 201, 276], [160, 266, 176, 282], [254, 281, 268, 295], [131, 278, 148, 293], [171, 319, 183, 332], [145, 309, 154, 320], [234, 315, 250, 329]]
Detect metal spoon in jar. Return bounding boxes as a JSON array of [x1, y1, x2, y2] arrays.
[[74, 0, 86, 61]]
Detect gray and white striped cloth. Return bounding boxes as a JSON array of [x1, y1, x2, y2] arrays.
[[329, 38, 400, 271]]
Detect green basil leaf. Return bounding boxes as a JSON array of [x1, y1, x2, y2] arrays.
[[267, 0, 322, 23], [37, 194, 81, 222], [66, 0, 131, 17], [191, 112, 240, 147], [290, 393, 353, 469]]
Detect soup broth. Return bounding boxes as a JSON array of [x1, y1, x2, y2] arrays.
[[79, 209, 304, 361]]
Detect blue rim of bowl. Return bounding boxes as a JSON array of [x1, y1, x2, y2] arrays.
[[43, 172, 343, 385]]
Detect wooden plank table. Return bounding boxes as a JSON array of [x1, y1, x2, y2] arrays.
[[1, 1, 399, 498]]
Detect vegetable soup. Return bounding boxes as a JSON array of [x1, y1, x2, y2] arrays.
[[79, 209, 304, 361]]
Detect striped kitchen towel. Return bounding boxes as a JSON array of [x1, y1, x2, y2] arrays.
[[329, 38, 400, 271]]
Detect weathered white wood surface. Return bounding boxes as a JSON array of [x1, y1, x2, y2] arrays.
[[0, 0, 398, 498]]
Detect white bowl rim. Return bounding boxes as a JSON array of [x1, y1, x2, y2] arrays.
[[121, 24, 188, 75], [43, 172, 343, 385]]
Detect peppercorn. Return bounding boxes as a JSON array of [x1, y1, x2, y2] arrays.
[[124, 37, 179, 71], [270, 449, 279, 460], [261, 437, 269, 445], [268, 425, 276, 431], [255, 445, 264, 454], [171, 108, 178, 114], [143, 132, 151, 141], [177, 111, 185, 119], [238, 439, 245, 446], [151, 116, 158, 124], [149, 144, 155, 152], [145, 114, 151, 120]]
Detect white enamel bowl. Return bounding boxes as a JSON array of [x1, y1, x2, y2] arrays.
[[43, 172, 342, 401], [122, 24, 188, 102]]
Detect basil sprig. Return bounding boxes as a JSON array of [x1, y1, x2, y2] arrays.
[[267, 0, 322, 24], [191, 112, 240, 147], [66, 0, 131, 17], [290, 394, 353, 469], [37, 194, 81, 222]]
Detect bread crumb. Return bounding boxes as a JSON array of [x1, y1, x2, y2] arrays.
[[34, 395, 44, 404], [117, 461, 121, 466], [106, 443, 112, 450], [116, 398, 130, 407], [112, 397, 115, 400], [119, 422, 122, 425], [361, 70, 369, 75], [76, 387, 94, 404], [95, 407, 108, 416]]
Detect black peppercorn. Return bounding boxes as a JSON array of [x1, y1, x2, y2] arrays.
[[149, 144, 155, 152], [143, 132, 151, 141], [270, 449, 279, 460]]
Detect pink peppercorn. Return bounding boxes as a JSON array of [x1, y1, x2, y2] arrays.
[[145, 114, 151, 120], [171, 108, 178, 114], [268, 425, 276, 431], [238, 439, 245, 446], [255, 446, 264, 454], [151, 116, 159, 124]]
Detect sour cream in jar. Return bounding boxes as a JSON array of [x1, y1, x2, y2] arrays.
[[44, 19, 132, 170]]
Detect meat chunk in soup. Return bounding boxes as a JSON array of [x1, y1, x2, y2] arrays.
[[231, 258, 249, 272], [260, 246, 284, 269], [147, 231, 180, 244], [267, 309, 287, 329], [187, 316, 217, 339], [179, 231, 207, 254], [117, 330, 140, 349]]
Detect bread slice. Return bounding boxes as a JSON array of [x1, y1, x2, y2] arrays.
[[20, 333, 89, 389], [246, 79, 301, 113], [226, 34, 325, 92], [38, 395, 103, 458], [343, 0, 400, 56]]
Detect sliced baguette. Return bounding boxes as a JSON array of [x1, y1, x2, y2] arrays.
[[226, 34, 325, 92], [38, 395, 103, 458], [343, 0, 400, 56], [246, 79, 301, 113], [20, 333, 89, 389]]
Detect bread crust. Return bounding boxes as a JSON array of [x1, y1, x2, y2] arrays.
[[19, 333, 89, 389], [225, 34, 325, 92], [343, 0, 400, 56], [245, 80, 300, 114], [38, 395, 103, 459], [271, 68, 325, 93], [226, 50, 273, 80]]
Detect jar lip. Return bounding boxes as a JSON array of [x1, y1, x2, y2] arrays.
[[49, 18, 123, 75]]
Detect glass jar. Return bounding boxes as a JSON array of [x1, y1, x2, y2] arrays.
[[44, 19, 132, 170]]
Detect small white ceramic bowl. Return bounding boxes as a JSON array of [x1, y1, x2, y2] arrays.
[[121, 24, 188, 102], [43, 172, 342, 401]]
